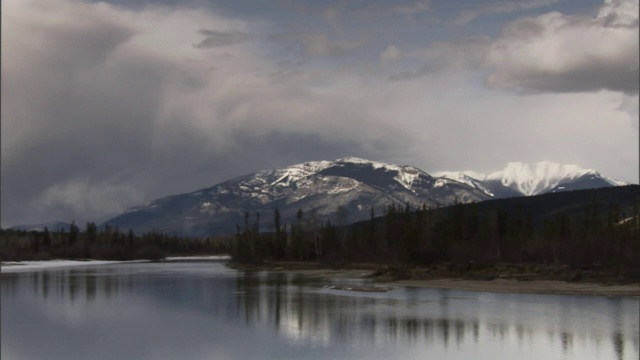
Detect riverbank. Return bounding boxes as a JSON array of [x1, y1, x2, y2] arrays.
[[386, 278, 640, 296], [228, 261, 640, 297], [1, 255, 230, 273], [0, 259, 148, 273]]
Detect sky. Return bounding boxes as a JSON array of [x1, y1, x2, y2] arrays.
[[1, 0, 638, 228]]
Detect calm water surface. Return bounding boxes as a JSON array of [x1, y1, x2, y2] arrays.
[[1, 260, 638, 360]]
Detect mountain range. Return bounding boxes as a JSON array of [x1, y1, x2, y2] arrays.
[[434, 161, 626, 198], [101, 157, 627, 237]]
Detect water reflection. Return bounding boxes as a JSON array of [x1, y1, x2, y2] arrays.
[[234, 270, 639, 359], [1, 262, 639, 360]]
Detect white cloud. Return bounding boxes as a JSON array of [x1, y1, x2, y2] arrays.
[[597, 0, 640, 27], [617, 94, 639, 128], [36, 179, 144, 222], [485, 0, 639, 94]]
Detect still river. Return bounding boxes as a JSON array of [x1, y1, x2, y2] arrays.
[[1, 259, 638, 360]]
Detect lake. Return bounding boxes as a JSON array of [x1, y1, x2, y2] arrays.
[[2, 259, 638, 360]]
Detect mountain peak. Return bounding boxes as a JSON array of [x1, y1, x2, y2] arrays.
[[487, 161, 609, 196], [434, 161, 626, 197], [335, 156, 373, 163], [104, 158, 626, 236], [334, 157, 407, 171]]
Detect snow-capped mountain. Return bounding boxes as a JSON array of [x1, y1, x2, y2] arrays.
[[104, 158, 627, 237], [430, 171, 495, 197], [104, 157, 492, 237], [435, 161, 627, 198]]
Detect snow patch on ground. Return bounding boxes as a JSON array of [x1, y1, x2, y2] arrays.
[[164, 255, 230, 261], [1, 260, 144, 273], [328, 185, 356, 195]]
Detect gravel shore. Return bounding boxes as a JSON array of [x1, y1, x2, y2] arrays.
[[229, 262, 640, 297]]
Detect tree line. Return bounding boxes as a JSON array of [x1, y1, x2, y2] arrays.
[[3, 187, 638, 269], [0, 222, 230, 261], [230, 196, 640, 270]]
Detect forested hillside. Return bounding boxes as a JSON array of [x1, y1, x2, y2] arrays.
[[3, 186, 638, 276], [230, 186, 640, 271]]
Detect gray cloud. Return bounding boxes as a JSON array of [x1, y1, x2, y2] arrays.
[[453, 0, 560, 25], [485, 0, 639, 94], [1, 0, 637, 228], [0, 0, 406, 227], [597, 0, 640, 27], [385, 0, 638, 95], [194, 30, 252, 48], [387, 64, 433, 82], [354, 0, 431, 18], [270, 32, 368, 58], [390, 1, 430, 15], [385, 36, 492, 81]]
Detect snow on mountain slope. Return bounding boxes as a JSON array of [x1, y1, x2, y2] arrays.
[[432, 171, 494, 197], [104, 157, 492, 236], [485, 161, 625, 196], [434, 161, 627, 198], [103, 158, 627, 237], [432, 170, 488, 181]]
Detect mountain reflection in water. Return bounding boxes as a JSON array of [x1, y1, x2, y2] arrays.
[[1, 261, 638, 360]]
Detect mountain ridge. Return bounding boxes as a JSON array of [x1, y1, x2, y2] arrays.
[[102, 158, 627, 237], [434, 161, 627, 198]]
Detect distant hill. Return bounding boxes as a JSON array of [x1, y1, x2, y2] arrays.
[[9, 220, 71, 232], [229, 184, 640, 270], [355, 185, 640, 231]]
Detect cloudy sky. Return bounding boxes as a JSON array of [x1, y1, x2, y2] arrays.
[[2, 0, 638, 227]]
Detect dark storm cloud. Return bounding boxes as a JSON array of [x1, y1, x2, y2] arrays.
[[0, 0, 407, 227], [2, 47, 171, 224]]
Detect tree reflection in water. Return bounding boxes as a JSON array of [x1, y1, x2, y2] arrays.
[[1, 262, 638, 360], [234, 270, 638, 359]]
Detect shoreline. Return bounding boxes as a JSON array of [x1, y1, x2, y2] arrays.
[[384, 278, 640, 297], [0, 259, 148, 273], [0, 255, 230, 273], [229, 262, 640, 297], [3, 258, 637, 296]]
